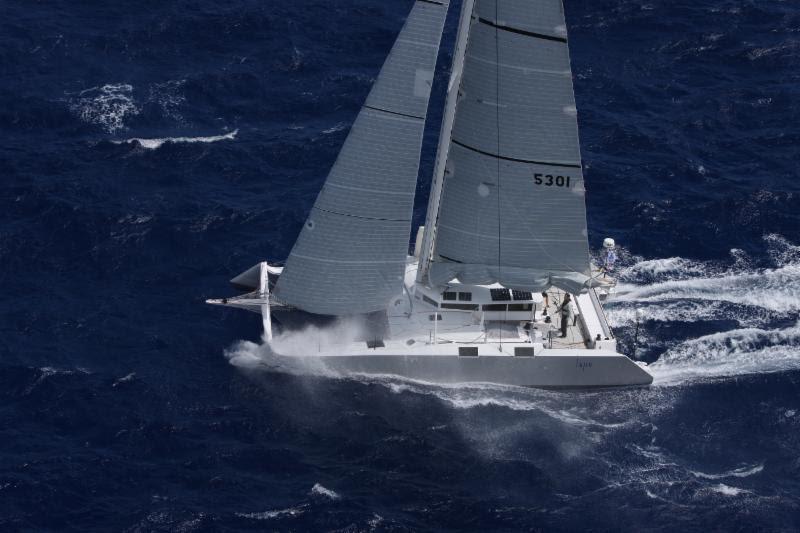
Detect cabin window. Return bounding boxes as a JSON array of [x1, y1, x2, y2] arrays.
[[366, 340, 385, 349], [508, 303, 533, 311], [458, 292, 472, 301], [514, 347, 534, 357], [422, 295, 438, 307], [442, 291, 458, 301], [459, 347, 479, 357], [442, 303, 479, 311], [490, 288, 511, 301], [428, 314, 443, 321], [482, 304, 507, 311], [512, 290, 532, 301]]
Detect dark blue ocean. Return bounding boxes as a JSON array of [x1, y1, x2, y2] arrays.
[[2, 0, 799, 530]]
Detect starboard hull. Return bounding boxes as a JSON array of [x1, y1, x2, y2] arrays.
[[264, 350, 653, 389]]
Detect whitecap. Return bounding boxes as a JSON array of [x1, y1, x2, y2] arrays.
[[113, 129, 238, 150], [236, 505, 308, 520], [322, 122, 348, 134], [691, 463, 764, 480], [710, 483, 748, 496], [112, 372, 136, 388], [310, 483, 340, 500], [368, 514, 383, 529]]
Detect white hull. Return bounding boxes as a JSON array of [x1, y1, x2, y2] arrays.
[[267, 350, 652, 389], [210, 260, 654, 389]]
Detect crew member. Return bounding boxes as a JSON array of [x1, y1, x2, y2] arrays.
[[558, 294, 573, 338]]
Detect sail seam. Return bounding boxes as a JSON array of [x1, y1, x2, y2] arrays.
[[289, 254, 404, 265], [468, 54, 570, 76], [327, 182, 415, 196], [476, 17, 568, 43], [439, 224, 585, 242], [363, 105, 425, 121], [313, 206, 409, 223], [451, 139, 582, 168]]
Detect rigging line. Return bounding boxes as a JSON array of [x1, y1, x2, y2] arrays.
[[495, 2, 502, 348]]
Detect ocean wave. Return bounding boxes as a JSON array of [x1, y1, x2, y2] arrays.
[[112, 372, 136, 388], [310, 483, 340, 500], [236, 504, 308, 521], [690, 464, 764, 480], [708, 483, 749, 497], [322, 122, 348, 134], [113, 129, 238, 149], [23, 366, 90, 395]]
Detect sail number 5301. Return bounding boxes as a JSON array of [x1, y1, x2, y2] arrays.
[[534, 173, 571, 188]]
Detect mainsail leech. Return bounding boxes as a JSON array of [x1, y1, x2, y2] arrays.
[[275, 0, 450, 316]]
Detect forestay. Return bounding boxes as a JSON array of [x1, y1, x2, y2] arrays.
[[428, 0, 593, 294], [275, 0, 450, 315]]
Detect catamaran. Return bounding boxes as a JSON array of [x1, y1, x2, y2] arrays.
[[208, 0, 653, 388]]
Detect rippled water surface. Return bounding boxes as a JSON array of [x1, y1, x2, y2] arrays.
[[1, 0, 799, 530]]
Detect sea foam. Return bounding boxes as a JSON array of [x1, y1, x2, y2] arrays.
[[69, 83, 140, 133]]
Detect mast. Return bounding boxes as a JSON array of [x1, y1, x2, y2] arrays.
[[417, 0, 477, 285]]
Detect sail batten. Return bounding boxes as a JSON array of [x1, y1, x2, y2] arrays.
[[275, 0, 450, 316], [450, 139, 582, 168]]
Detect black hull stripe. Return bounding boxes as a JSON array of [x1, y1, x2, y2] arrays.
[[452, 139, 582, 169], [477, 17, 568, 44], [417, 0, 445, 5]]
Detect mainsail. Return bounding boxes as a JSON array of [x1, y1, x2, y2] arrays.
[[275, 0, 450, 316], [423, 0, 593, 294]]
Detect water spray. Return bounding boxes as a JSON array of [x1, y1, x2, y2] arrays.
[[633, 308, 645, 360]]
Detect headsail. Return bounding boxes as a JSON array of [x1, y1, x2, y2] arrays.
[[274, 0, 450, 316], [423, 0, 593, 294]]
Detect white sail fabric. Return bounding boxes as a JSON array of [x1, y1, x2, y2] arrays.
[[429, 0, 593, 293], [275, 0, 450, 316]]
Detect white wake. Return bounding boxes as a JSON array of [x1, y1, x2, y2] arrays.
[[649, 322, 800, 385], [606, 234, 800, 385]]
